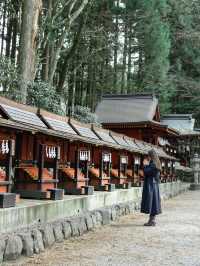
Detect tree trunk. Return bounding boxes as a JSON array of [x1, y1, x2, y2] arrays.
[[18, 0, 42, 104], [1, 1, 6, 56], [41, 0, 52, 82], [11, 4, 18, 60], [121, 9, 128, 94], [113, 0, 119, 92], [48, 0, 89, 85], [127, 23, 132, 93], [5, 12, 12, 58]]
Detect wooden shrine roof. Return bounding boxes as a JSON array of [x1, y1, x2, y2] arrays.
[[95, 94, 159, 124], [161, 114, 199, 136], [69, 118, 99, 140], [38, 109, 77, 135], [91, 125, 117, 144], [0, 96, 175, 160], [123, 137, 142, 153], [109, 131, 130, 147], [0, 97, 47, 129]]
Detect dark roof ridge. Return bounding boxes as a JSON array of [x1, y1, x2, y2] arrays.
[[162, 114, 193, 116], [162, 114, 193, 120], [101, 93, 157, 100]]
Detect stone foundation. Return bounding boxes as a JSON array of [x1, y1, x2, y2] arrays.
[[0, 181, 190, 262]]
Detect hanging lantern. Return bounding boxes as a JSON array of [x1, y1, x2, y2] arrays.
[[135, 156, 140, 165], [103, 153, 111, 162], [121, 156, 128, 164], [168, 161, 172, 168]]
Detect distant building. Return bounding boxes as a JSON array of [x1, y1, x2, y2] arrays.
[[161, 114, 200, 165], [95, 94, 178, 146]]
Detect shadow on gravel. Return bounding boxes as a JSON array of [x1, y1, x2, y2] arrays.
[[111, 223, 144, 228]]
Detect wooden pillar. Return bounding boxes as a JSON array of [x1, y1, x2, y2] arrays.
[[108, 154, 111, 179], [67, 140, 70, 165], [132, 155, 135, 182], [6, 140, 15, 193], [75, 149, 79, 188], [85, 160, 89, 187], [38, 144, 44, 190], [118, 154, 121, 178], [100, 150, 104, 185], [54, 146, 60, 188]]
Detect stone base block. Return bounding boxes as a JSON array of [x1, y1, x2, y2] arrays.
[[65, 188, 82, 195], [116, 182, 131, 189], [83, 186, 94, 195], [108, 184, 115, 192], [0, 193, 16, 208], [16, 190, 51, 200], [190, 183, 200, 190], [126, 182, 132, 189], [48, 189, 64, 200], [95, 185, 107, 192], [65, 186, 93, 195]]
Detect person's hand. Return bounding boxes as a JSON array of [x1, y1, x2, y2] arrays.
[[139, 169, 144, 177], [143, 158, 149, 166]]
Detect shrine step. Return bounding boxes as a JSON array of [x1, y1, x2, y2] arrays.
[[0, 193, 16, 208]]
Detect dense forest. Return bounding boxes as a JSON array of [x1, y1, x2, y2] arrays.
[[0, 0, 200, 124]]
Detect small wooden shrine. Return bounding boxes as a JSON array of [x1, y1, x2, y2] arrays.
[[0, 125, 16, 207], [39, 111, 94, 195], [91, 125, 118, 191], [0, 97, 64, 200], [0, 95, 177, 207], [107, 132, 131, 189]]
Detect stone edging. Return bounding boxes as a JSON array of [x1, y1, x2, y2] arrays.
[[0, 201, 140, 262], [0, 183, 189, 262]]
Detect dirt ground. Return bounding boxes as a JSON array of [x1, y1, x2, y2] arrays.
[[3, 190, 200, 266]]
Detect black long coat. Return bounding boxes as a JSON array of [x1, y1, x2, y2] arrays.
[[141, 161, 161, 216]]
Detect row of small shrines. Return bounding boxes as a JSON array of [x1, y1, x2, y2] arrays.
[[0, 96, 177, 208]]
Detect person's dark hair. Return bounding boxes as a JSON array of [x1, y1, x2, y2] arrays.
[[148, 149, 162, 171]]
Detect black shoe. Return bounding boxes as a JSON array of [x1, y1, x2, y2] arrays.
[[144, 221, 156, 226]]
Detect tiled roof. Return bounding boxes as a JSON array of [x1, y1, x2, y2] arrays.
[[161, 114, 197, 135], [110, 132, 129, 147], [95, 94, 158, 124], [0, 97, 46, 129], [92, 126, 117, 144], [39, 109, 77, 135], [0, 96, 174, 160], [69, 119, 99, 140]]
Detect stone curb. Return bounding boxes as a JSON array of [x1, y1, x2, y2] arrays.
[[0, 201, 138, 262], [0, 184, 189, 262]]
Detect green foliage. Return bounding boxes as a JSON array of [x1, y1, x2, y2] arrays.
[[137, 0, 171, 92], [73, 105, 99, 124], [0, 57, 19, 98], [167, 0, 200, 124], [26, 81, 64, 115], [1, 0, 200, 124]]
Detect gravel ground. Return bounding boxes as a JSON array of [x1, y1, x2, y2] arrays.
[[4, 190, 200, 266]]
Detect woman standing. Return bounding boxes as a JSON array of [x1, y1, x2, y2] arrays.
[[141, 149, 162, 226]]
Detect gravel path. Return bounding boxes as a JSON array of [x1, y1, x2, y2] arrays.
[[4, 190, 200, 266]]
